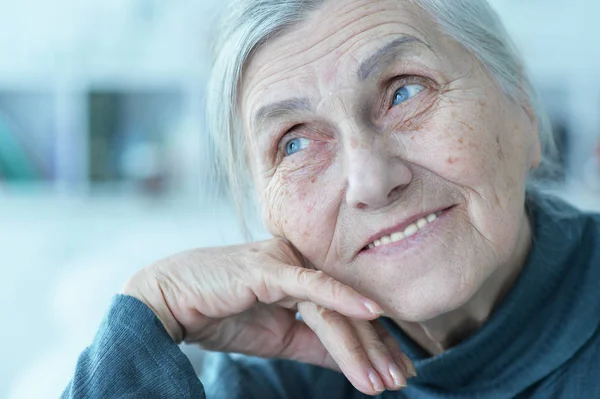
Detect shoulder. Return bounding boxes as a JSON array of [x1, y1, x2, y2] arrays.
[[527, 189, 599, 224], [200, 352, 355, 399], [528, 190, 600, 303], [527, 190, 600, 251], [527, 326, 600, 398]]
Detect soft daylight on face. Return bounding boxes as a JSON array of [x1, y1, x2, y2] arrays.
[[241, 0, 541, 323]]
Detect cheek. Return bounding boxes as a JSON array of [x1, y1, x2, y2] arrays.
[[443, 130, 495, 182], [260, 158, 342, 266], [439, 106, 530, 201], [416, 125, 495, 185], [415, 99, 529, 250], [408, 98, 516, 188]]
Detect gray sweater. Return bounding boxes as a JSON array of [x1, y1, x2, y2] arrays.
[[62, 192, 600, 398]]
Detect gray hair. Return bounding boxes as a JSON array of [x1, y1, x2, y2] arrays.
[[206, 0, 558, 220]]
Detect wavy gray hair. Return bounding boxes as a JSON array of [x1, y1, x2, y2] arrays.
[[206, 0, 557, 220]]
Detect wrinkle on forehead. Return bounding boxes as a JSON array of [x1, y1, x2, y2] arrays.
[[240, 0, 437, 128]]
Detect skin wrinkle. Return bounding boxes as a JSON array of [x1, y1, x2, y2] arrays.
[[244, 17, 434, 121], [250, 41, 445, 147], [254, 97, 313, 131], [242, 0, 541, 355], [321, 1, 428, 67], [254, 5, 386, 96], [387, 88, 441, 134], [358, 36, 421, 81]]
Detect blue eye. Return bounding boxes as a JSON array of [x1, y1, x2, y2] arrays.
[[392, 84, 425, 107], [285, 137, 311, 156]]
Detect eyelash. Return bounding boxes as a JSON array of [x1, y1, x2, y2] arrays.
[[277, 125, 306, 158], [383, 75, 429, 110]]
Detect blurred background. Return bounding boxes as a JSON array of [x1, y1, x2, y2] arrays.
[[1, 1, 599, 397]]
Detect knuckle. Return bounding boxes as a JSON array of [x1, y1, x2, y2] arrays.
[[295, 268, 318, 286], [316, 307, 345, 327], [367, 338, 390, 355], [346, 341, 364, 357], [327, 279, 348, 300], [252, 269, 281, 304], [316, 305, 335, 319]]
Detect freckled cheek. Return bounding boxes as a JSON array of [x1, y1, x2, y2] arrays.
[[423, 121, 498, 184], [276, 184, 337, 265], [270, 152, 341, 265]]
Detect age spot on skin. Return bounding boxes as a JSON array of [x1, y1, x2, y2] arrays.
[[447, 156, 457, 165], [459, 121, 475, 133], [496, 136, 504, 160]]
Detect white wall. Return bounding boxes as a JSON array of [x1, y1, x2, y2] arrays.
[[1, 0, 598, 189], [489, 0, 600, 183]]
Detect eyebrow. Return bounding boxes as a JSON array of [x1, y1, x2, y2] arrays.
[[252, 36, 427, 130], [357, 36, 424, 81], [253, 97, 313, 130]]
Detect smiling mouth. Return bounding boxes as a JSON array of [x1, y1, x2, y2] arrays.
[[363, 210, 444, 251]]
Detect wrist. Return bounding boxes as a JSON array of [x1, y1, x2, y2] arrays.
[[122, 271, 184, 343]]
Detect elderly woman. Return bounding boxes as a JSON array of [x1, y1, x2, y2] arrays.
[[62, 0, 600, 398]]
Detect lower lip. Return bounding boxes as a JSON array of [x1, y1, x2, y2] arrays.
[[360, 206, 456, 256]]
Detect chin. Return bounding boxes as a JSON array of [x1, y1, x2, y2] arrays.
[[382, 274, 480, 323]]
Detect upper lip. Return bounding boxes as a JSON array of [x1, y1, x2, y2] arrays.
[[359, 205, 454, 252]]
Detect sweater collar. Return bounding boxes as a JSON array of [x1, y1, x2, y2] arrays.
[[381, 191, 600, 395]]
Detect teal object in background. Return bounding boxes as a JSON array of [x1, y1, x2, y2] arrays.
[[0, 116, 41, 180]]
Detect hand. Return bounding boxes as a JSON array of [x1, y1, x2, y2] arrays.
[[123, 238, 416, 395]]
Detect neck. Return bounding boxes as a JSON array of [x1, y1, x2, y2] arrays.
[[394, 212, 533, 356]]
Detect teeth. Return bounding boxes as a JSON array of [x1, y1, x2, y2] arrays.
[[427, 213, 438, 223], [390, 231, 405, 241], [404, 223, 418, 237], [368, 211, 441, 249]]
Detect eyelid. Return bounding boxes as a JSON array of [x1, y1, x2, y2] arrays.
[[276, 124, 305, 157], [280, 124, 304, 143], [383, 75, 430, 110]]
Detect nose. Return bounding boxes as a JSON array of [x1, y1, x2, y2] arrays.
[[344, 134, 413, 211]]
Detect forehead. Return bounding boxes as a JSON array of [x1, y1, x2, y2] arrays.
[[241, 0, 437, 125]]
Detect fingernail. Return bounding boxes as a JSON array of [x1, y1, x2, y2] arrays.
[[362, 299, 383, 316], [400, 352, 418, 378], [368, 370, 385, 392], [389, 363, 408, 387]]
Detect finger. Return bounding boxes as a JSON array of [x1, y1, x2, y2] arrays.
[[277, 317, 341, 371], [372, 321, 417, 379], [350, 319, 407, 390], [259, 266, 383, 320], [298, 302, 385, 396]]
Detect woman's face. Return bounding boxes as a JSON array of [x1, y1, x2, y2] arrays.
[[240, 0, 541, 322]]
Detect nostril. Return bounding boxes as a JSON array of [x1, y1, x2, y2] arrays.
[[356, 202, 367, 210], [387, 185, 404, 201]]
